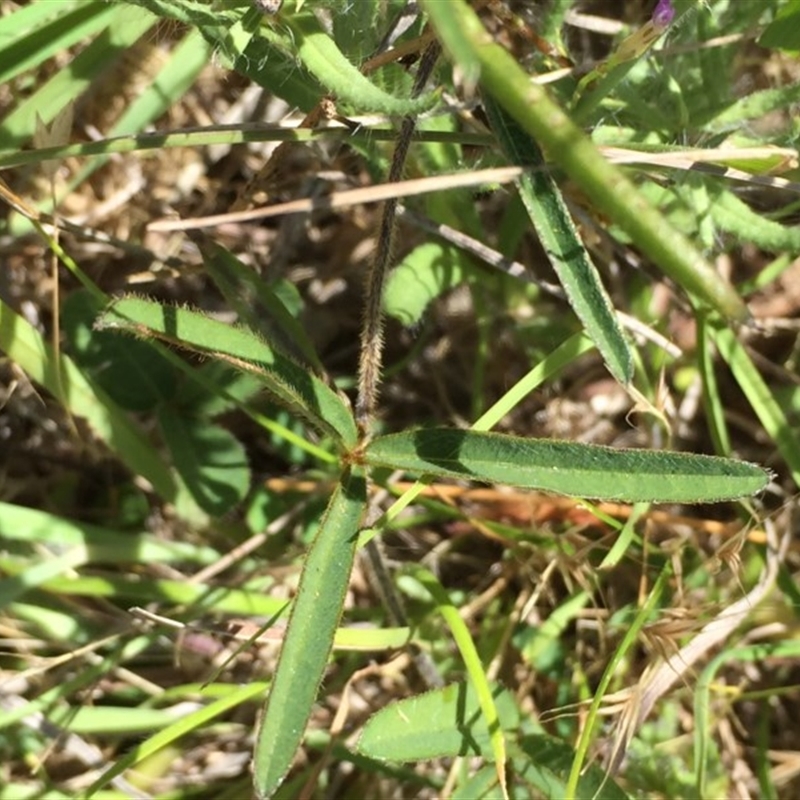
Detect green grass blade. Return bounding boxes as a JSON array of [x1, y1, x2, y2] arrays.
[[0, 556, 290, 617], [0, 1, 111, 88], [97, 296, 358, 447], [482, 93, 632, 385], [565, 562, 671, 800], [364, 428, 768, 503], [696, 313, 731, 456], [253, 467, 367, 799], [87, 681, 269, 796], [0, 635, 153, 730], [0, 297, 176, 499], [411, 568, 509, 797], [0, 126, 465, 170], [473, 332, 595, 431], [1, 5, 157, 147], [0, 548, 88, 607], [0, 501, 221, 565], [694, 642, 800, 797], [65, 27, 213, 193], [711, 321, 800, 487], [121, 0, 229, 27], [420, 0, 749, 322]]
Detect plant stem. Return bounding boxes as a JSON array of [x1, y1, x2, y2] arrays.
[[355, 41, 441, 435]]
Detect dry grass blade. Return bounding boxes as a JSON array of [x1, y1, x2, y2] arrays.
[[605, 517, 791, 774], [600, 145, 800, 194], [147, 164, 524, 231]]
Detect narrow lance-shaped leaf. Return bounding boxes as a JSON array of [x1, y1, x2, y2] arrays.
[[482, 92, 633, 385], [198, 237, 325, 374], [364, 428, 768, 503], [253, 467, 367, 799], [420, 0, 749, 322], [97, 297, 358, 448]]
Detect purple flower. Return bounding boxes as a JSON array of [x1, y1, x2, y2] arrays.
[[652, 0, 675, 29]]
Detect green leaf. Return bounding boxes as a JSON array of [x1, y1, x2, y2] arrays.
[[710, 187, 800, 253], [200, 238, 325, 374], [158, 407, 251, 516], [0, 2, 111, 90], [420, 0, 749, 322], [758, 1, 800, 51], [253, 467, 367, 799], [287, 13, 438, 116], [96, 296, 358, 448], [452, 765, 505, 799], [364, 428, 769, 503], [411, 566, 509, 788], [384, 242, 468, 326], [357, 682, 519, 762], [174, 361, 264, 418], [226, 15, 323, 111], [0, 4, 157, 148], [705, 81, 800, 131], [482, 93, 633, 385], [63, 289, 177, 412]]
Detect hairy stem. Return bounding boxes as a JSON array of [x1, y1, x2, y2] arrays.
[[355, 41, 441, 435]]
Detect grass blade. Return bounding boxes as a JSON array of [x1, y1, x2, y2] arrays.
[[711, 320, 800, 487], [88, 681, 269, 796], [0, 2, 112, 89], [0, 297, 175, 499], [1, 5, 157, 147], [411, 568, 510, 798], [694, 642, 800, 796], [0, 501, 220, 565]]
